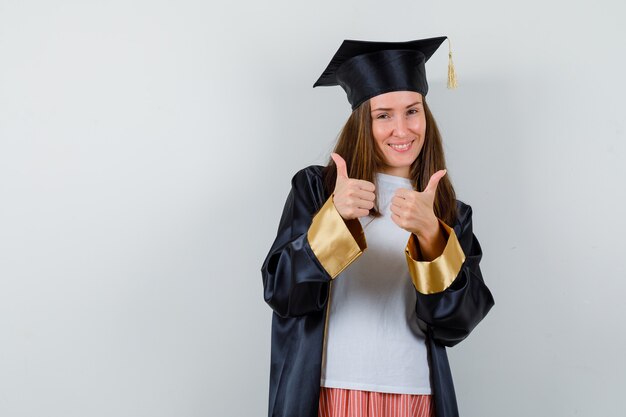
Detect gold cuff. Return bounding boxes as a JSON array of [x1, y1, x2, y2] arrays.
[[307, 195, 367, 279], [405, 219, 466, 294]]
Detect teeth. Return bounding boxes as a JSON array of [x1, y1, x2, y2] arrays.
[[389, 142, 411, 150]]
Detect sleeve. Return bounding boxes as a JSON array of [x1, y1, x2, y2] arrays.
[[404, 203, 495, 347], [261, 168, 367, 318]]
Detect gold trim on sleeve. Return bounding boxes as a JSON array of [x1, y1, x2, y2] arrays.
[[307, 195, 367, 279], [405, 219, 466, 294]]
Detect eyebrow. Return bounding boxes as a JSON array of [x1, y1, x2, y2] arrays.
[[371, 101, 422, 113]]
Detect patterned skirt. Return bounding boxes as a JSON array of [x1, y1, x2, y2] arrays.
[[318, 387, 435, 417]]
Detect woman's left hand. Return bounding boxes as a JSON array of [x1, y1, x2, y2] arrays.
[[390, 169, 447, 240]]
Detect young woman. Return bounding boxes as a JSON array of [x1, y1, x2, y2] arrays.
[[261, 36, 495, 417]]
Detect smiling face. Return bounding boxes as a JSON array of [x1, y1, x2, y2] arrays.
[[369, 90, 426, 178]]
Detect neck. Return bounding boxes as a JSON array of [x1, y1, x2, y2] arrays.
[[380, 166, 411, 179]]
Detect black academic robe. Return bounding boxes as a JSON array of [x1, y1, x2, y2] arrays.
[[261, 164, 495, 417]]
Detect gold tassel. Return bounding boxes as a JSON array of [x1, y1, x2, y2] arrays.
[[447, 37, 458, 89]]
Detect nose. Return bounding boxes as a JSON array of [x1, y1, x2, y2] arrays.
[[393, 116, 408, 138]]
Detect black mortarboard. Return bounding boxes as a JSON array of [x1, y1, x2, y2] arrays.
[[313, 36, 455, 110]]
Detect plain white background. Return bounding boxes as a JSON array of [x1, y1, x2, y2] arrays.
[[1, 1, 624, 416]]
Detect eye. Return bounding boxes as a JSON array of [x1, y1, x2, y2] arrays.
[[407, 108, 419, 115], [375, 113, 390, 120]]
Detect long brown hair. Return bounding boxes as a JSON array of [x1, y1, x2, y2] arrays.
[[322, 96, 458, 226]]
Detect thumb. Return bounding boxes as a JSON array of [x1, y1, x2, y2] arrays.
[[424, 169, 447, 194], [331, 152, 349, 180]]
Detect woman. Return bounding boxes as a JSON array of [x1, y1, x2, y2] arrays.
[[261, 36, 494, 417]]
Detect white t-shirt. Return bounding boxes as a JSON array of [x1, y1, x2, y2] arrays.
[[320, 172, 431, 395]]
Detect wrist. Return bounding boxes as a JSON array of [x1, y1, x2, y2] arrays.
[[414, 218, 447, 262], [413, 217, 441, 242]]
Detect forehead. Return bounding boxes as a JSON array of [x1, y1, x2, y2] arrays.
[[369, 91, 423, 108]]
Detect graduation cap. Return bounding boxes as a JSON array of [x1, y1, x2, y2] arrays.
[[313, 36, 457, 110]]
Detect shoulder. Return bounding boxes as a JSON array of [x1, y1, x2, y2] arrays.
[[291, 164, 325, 185], [290, 164, 326, 194], [453, 199, 475, 236], [289, 164, 328, 211], [455, 199, 473, 222], [453, 199, 478, 251]]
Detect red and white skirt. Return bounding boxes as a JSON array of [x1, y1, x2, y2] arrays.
[[318, 387, 435, 417]]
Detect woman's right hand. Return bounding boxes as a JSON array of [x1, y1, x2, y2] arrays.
[[330, 152, 376, 220]]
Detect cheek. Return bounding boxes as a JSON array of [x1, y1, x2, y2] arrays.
[[414, 140, 425, 155], [372, 124, 390, 147], [409, 117, 426, 134]]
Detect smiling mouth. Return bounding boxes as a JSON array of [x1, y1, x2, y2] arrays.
[[388, 140, 414, 152]]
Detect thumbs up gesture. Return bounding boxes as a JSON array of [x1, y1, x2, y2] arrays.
[[390, 169, 447, 240], [331, 152, 376, 220]]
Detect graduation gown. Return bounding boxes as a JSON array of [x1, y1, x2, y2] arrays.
[[261, 164, 495, 417]]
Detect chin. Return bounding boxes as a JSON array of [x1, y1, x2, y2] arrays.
[[387, 155, 418, 168]]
